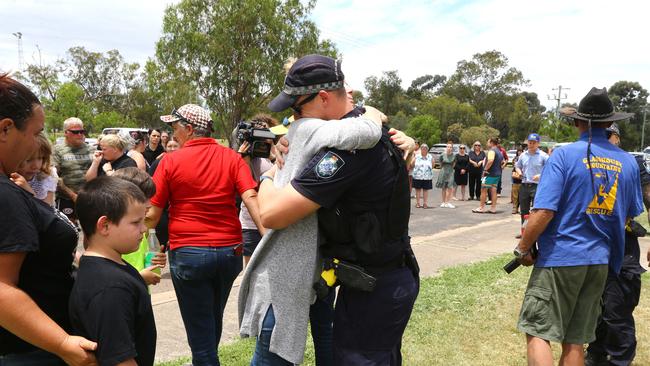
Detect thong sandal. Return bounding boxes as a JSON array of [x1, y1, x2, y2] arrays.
[[488, 210, 497, 214], [423, 205, 432, 209], [472, 208, 486, 213], [416, 204, 422, 208]]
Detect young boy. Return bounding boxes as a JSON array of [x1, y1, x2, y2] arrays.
[[69, 176, 156, 366]]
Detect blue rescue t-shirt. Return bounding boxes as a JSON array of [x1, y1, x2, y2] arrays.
[[533, 128, 643, 273]]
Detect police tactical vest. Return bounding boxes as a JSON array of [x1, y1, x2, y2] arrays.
[[317, 128, 411, 265]]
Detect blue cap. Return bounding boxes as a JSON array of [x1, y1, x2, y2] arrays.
[[527, 133, 540, 142]]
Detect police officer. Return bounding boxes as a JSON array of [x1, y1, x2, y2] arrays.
[[513, 88, 643, 365], [257, 61, 419, 364], [585, 123, 650, 366]]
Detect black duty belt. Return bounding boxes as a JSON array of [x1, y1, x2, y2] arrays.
[[363, 254, 406, 276], [522, 183, 538, 187]]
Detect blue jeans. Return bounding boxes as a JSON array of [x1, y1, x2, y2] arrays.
[[251, 290, 335, 366], [170, 245, 243, 366], [0, 350, 63, 366]]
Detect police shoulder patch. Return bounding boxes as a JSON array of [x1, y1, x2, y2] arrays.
[[315, 151, 345, 179]]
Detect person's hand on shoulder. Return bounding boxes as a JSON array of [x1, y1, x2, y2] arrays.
[[362, 106, 388, 126], [274, 137, 289, 169], [388, 128, 416, 161]]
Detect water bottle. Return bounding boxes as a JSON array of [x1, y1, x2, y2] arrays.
[[145, 228, 161, 275]]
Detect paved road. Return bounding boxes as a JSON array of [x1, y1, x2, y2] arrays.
[[151, 167, 524, 362]]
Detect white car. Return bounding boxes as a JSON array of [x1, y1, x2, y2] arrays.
[[507, 150, 517, 165]]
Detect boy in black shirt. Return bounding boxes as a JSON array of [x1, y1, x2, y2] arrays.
[[70, 176, 156, 366]]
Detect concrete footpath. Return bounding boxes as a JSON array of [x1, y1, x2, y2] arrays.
[[151, 216, 650, 363]]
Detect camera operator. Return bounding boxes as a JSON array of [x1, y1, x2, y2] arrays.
[[236, 113, 277, 265]]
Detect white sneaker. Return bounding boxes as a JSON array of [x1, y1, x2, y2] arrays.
[[447, 203, 456, 209], [440, 203, 446, 208]]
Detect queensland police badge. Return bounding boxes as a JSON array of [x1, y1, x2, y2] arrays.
[[315, 151, 345, 178]]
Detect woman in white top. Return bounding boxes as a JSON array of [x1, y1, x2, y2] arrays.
[[411, 143, 434, 208]]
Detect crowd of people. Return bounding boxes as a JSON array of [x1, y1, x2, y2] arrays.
[[0, 56, 648, 366]]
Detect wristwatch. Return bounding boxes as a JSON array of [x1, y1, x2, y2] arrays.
[[513, 247, 529, 259]]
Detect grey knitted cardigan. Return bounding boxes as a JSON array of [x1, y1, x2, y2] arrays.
[[238, 116, 381, 364]]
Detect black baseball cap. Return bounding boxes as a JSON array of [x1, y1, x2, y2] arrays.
[[268, 54, 345, 112]]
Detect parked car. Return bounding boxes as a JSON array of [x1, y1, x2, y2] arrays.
[[429, 143, 460, 168], [54, 136, 98, 148], [102, 127, 149, 136], [507, 150, 517, 165]]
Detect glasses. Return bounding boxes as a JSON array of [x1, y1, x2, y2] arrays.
[[460, 147, 466, 150], [474, 144, 481, 147], [171, 108, 192, 125], [67, 129, 86, 135]]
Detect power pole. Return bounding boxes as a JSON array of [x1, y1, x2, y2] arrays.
[[547, 85, 570, 141], [11, 32, 24, 70]]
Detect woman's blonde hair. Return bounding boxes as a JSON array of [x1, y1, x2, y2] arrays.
[[100, 133, 127, 151]]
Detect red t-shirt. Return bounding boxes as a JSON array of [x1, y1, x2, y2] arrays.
[[151, 138, 257, 250]]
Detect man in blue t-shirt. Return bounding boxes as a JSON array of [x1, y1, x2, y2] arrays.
[[513, 88, 644, 366]]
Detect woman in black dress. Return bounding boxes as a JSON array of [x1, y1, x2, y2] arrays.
[[453, 145, 470, 200], [467, 141, 486, 200], [0, 74, 97, 365]]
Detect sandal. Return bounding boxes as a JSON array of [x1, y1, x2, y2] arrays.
[[423, 205, 432, 209], [472, 208, 486, 213], [488, 210, 497, 214], [415, 204, 422, 208]]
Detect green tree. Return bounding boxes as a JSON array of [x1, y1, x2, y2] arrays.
[[608, 81, 648, 150], [507, 96, 543, 143], [406, 74, 446, 100], [440, 50, 529, 137], [87, 111, 138, 134], [155, 0, 336, 141], [405, 115, 441, 146], [538, 114, 578, 143], [446, 123, 464, 143], [388, 111, 409, 131], [460, 124, 500, 148], [42, 82, 93, 132], [364, 70, 404, 116], [416, 95, 484, 135]]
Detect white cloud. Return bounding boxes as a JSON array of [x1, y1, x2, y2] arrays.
[[313, 0, 650, 109]]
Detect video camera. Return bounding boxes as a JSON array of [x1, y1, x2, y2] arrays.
[[236, 121, 276, 158]]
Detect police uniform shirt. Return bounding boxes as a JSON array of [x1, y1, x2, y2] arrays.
[[291, 136, 400, 265], [622, 154, 650, 274], [533, 128, 644, 273]]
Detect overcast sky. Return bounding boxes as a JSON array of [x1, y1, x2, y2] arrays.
[[1, 0, 648, 110]]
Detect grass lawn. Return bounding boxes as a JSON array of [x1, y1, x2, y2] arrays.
[[157, 255, 650, 365]]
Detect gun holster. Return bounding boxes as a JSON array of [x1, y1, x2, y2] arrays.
[[313, 258, 376, 300], [404, 247, 420, 278]]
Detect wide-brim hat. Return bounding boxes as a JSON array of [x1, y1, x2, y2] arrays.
[[268, 54, 345, 112], [564, 87, 634, 123]]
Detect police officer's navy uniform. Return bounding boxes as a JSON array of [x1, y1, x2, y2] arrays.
[[292, 127, 419, 365], [586, 154, 649, 366]]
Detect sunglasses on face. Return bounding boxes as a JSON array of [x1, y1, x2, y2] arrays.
[[460, 147, 466, 149], [67, 129, 86, 135], [474, 144, 481, 147]]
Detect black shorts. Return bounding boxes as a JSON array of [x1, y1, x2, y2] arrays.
[[412, 179, 432, 190], [242, 229, 262, 257]]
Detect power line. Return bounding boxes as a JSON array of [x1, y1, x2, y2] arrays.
[[547, 85, 570, 118]]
